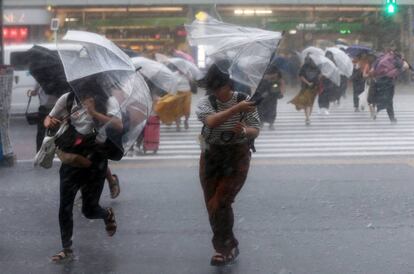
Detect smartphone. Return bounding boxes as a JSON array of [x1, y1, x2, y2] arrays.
[[249, 92, 264, 106]]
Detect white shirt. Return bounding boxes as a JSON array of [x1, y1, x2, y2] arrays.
[[49, 92, 121, 137]]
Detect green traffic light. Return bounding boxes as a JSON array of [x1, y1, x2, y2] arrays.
[[386, 4, 396, 14], [385, 0, 397, 15]]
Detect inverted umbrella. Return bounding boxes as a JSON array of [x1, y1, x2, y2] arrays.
[[308, 53, 341, 86], [58, 30, 152, 153], [185, 13, 282, 91], [131, 56, 178, 93], [27, 45, 76, 96], [155, 53, 204, 80], [325, 47, 353, 78]]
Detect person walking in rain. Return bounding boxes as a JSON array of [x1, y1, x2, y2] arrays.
[[351, 61, 366, 112], [289, 55, 321, 125], [28, 83, 59, 152], [196, 61, 260, 266], [44, 87, 121, 262], [369, 49, 406, 124], [257, 65, 285, 130]]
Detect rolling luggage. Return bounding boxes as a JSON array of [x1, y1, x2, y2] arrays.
[[143, 115, 160, 154]]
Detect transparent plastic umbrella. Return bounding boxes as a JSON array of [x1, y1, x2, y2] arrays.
[[185, 13, 282, 91], [131, 56, 178, 93], [325, 47, 353, 78], [58, 30, 152, 153], [308, 53, 341, 86], [301, 47, 325, 62], [155, 53, 204, 81]]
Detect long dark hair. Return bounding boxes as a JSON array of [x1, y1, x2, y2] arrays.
[[72, 75, 109, 116]]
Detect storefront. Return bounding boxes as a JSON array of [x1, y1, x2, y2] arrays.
[[52, 6, 189, 54], [3, 8, 52, 44]]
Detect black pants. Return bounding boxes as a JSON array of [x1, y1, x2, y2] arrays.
[[353, 89, 364, 108], [59, 156, 109, 249], [318, 91, 330, 109], [375, 77, 395, 121], [36, 106, 51, 152]]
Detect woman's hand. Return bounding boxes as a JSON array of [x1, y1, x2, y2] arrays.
[[44, 115, 61, 129], [236, 100, 256, 113], [82, 98, 96, 116], [232, 122, 247, 136]]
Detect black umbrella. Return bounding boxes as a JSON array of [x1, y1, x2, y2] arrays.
[[27, 45, 72, 96]]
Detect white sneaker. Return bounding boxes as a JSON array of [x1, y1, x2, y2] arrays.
[[323, 109, 330, 115]]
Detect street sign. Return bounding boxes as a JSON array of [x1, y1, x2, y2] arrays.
[[50, 18, 59, 31]]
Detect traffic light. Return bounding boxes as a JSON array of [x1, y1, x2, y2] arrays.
[[385, 0, 398, 15]]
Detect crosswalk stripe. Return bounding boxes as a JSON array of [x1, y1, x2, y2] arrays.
[[126, 96, 414, 160]]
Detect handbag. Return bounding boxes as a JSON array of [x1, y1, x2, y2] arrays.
[[34, 122, 68, 169], [25, 95, 39, 125]]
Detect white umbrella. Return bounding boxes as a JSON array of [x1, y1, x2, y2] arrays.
[[155, 53, 204, 81], [325, 47, 353, 78], [58, 30, 152, 153], [185, 13, 282, 91], [308, 54, 341, 86], [131, 56, 178, 93], [301, 46, 325, 62]]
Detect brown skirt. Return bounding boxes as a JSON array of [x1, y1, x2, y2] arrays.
[[289, 87, 318, 110]]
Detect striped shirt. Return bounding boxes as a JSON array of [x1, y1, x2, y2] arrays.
[[196, 92, 260, 145]]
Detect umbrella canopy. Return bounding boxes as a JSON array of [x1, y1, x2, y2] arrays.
[[173, 50, 195, 64], [301, 47, 325, 62], [27, 45, 76, 96], [155, 53, 204, 80], [325, 47, 353, 78], [308, 54, 341, 86], [131, 56, 178, 93], [185, 13, 282, 91], [271, 56, 291, 72], [58, 30, 152, 152], [345, 45, 373, 58], [373, 51, 405, 79]]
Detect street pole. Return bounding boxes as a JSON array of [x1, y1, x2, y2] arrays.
[[0, 0, 4, 65], [408, 6, 413, 82]]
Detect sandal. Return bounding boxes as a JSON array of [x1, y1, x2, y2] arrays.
[[210, 247, 240, 266], [51, 248, 73, 262], [105, 208, 117, 237], [109, 174, 120, 199], [225, 247, 239, 264], [210, 252, 226, 266]]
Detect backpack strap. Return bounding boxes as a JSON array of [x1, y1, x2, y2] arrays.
[[66, 92, 75, 114]]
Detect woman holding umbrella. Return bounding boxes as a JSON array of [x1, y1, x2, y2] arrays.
[[196, 61, 260, 266], [289, 55, 321, 125], [257, 64, 285, 130], [45, 86, 121, 262]]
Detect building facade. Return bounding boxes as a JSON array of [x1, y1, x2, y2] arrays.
[[4, 0, 414, 62]]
